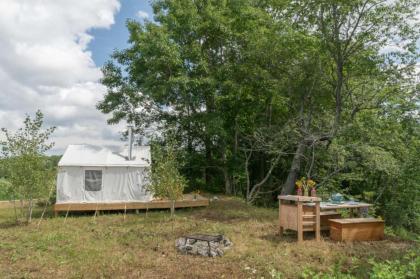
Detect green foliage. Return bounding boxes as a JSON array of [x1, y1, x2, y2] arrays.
[[369, 251, 419, 279], [0, 178, 12, 200], [149, 140, 187, 217], [300, 250, 419, 279], [97, 0, 420, 231], [0, 156, 60, 202], [269, 268, 284, 279], [0, 110, 56, 222]]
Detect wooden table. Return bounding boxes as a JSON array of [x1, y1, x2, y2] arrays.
[[278, 195, 322, 243], [278, 197, 374, 243]]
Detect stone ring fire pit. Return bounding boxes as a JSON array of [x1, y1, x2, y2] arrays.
[[176, 234, 232, 257]]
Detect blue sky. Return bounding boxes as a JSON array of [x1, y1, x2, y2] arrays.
[[0, 0, 157, 154], [89, 0, 154, 66]]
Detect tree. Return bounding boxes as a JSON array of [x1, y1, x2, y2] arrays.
[[149, 140, 187, 218], [278, 0, 419, 194], [97, 0, 420, 232], [98, 0, 282, 195], [0, 110, 56, 223]]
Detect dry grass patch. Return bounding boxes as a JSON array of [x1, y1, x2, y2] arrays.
[[0, 197, 417, 278]]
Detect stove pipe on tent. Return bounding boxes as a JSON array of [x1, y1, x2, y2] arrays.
[[128, 124, 133, 160]]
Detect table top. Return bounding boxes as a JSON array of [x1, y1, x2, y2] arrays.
[[319, 201, 372, 209], [278, 195, 321, 202], [277, 195, 373, 209]]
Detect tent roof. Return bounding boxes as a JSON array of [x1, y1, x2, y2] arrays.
[[58, 144, 151, 167]]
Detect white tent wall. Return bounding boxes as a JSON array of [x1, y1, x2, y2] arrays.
[[56, 166, 152, 203]]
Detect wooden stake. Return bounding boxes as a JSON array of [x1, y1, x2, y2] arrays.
[[64, 205, 70, 223], [93, 203, 99, 221], [37, 182, 55, 228], [124, 203, 127, 221], [37, 200, 49, 228]]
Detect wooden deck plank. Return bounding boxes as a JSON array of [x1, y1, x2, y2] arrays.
[[53, 194, 209, 213], [0, 200, 38, 209]]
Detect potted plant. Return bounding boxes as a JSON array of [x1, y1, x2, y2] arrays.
[[295, 179, 303, 196], [308, 179, 316, 197], [296, 177, 316, 196]]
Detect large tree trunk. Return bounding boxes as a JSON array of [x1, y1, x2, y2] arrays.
[[223, 168, 232, 195], [281, 141, 306, 195], [220, 147, 232, 195], [333, 60, 343, 133], [246, 151, 281, 204], [204, 138, 212, 187]]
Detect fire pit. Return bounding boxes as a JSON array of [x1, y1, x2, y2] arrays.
[[175, 234, 232, 257]]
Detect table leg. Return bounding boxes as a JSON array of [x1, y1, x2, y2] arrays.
[[315, 202, 320, 242], [297, 201, 303, 243], [278, 200, 282, 236]]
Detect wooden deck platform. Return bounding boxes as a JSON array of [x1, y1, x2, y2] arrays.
[[53, 194, 209, 215], [0, 200, 40, 209]]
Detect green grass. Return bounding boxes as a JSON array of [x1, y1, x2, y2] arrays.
[[0, 197, 418, 278]]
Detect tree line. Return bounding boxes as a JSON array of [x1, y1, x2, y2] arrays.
[[98, 0, 419, 231]]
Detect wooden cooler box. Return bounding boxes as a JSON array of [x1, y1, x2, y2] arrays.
[[329, 218, 384, 241]]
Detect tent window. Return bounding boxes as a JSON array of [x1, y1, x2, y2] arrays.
[[84, 170, 102, 191]]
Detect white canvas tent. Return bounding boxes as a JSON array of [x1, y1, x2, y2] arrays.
[[56, 144, 152, 204]]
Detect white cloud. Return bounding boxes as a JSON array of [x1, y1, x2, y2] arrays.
[[137, 10, 149, 19], [0, 0, 126, 154]]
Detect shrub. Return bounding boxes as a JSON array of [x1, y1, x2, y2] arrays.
[[148, 140, 187, 218]]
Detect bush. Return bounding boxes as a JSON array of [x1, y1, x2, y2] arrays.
[[0, 178, 12, 200], [149, 140, 187, 217], [369, 251, 419, 279], [298, 250, 419, 279]]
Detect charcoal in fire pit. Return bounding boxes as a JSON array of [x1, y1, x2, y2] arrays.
[[175, 234, 232, 257]]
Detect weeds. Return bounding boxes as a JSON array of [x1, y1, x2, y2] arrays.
[[0, 198, 418, 278]]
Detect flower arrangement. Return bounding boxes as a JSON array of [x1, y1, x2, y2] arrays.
[[295, 177, 316, 196]]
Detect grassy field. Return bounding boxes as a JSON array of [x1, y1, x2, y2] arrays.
[[0, 197, 418, 279]]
